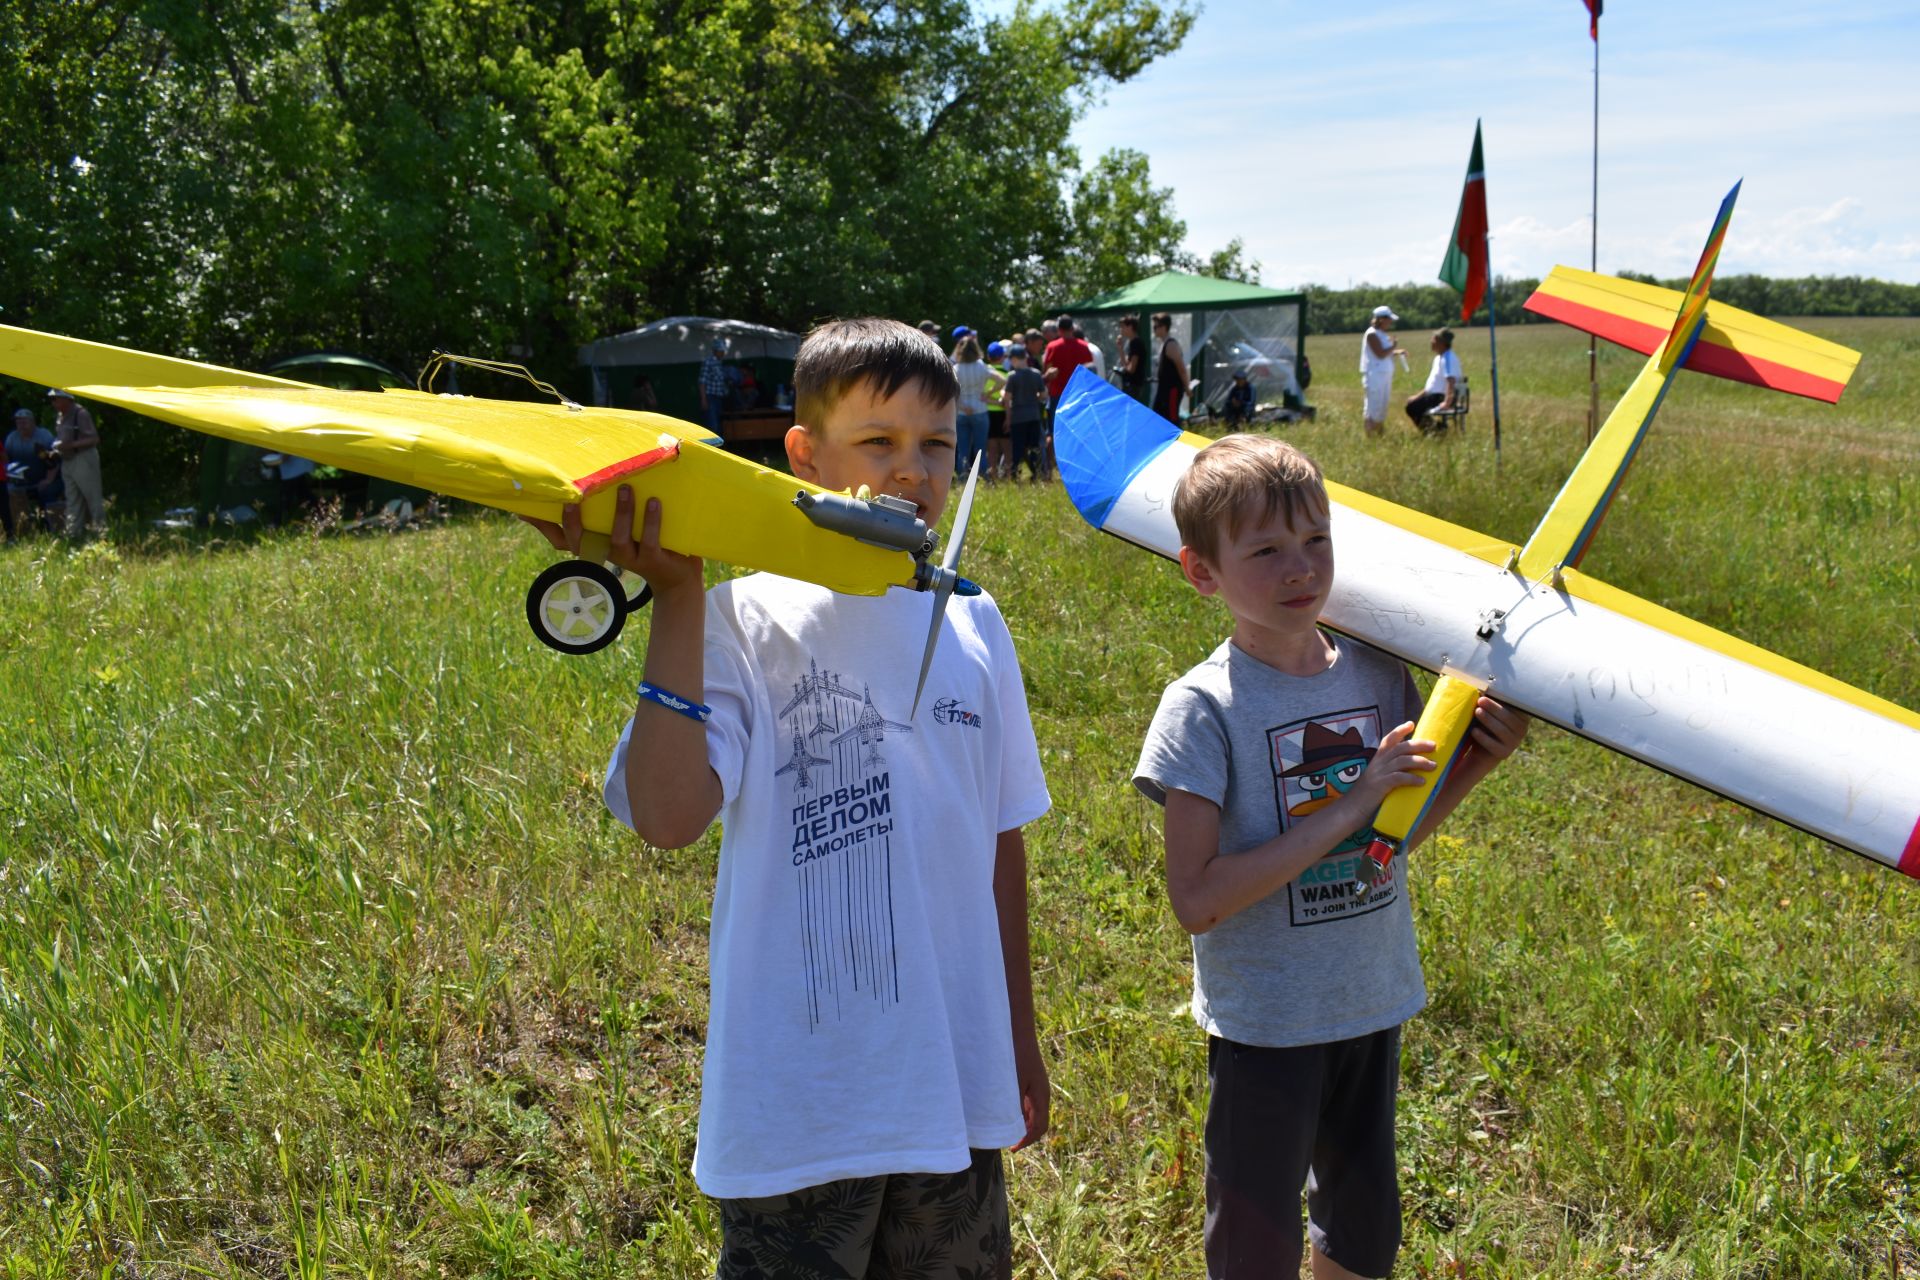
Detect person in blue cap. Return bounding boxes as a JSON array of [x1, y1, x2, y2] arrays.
[[983, 340, 1011, 480], [6, 406, 62, 538]]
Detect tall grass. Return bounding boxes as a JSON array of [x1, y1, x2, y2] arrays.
[[0, 318, 1915, 1277]]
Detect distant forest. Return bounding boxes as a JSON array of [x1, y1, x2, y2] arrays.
[[1302, 274, 1920, 335]]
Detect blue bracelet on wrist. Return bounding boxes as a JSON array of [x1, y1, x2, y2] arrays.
[[637, 680, 711, 722]]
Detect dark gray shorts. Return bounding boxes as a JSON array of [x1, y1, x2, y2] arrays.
[[1204, 1027, 1403, 1279], [715, 1147, 1010, 1280]]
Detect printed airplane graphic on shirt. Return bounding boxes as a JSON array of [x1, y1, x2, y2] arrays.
[[1269, 707, 1399, 926], [779, 658, 907, 1027]]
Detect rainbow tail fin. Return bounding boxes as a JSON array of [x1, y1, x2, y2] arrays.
[[1659, 179, 1741, 371]]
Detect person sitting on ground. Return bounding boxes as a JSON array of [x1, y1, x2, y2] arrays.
[[1404, 329, 1461, 434], [1224, 370, 1257, 427], [520, 318, 1051, 1280], [5, 407, 62, 539], [734, 364, 760, 410]]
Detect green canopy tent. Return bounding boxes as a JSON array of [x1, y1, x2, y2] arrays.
[[1067, 271, 1310, 420]]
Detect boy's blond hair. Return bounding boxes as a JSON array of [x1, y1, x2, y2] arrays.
[[1173, 434, 1329, 564]]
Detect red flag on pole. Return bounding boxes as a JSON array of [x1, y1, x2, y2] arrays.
[[1584, 0, 1602, 40], [1438, 121, 1488, 322]]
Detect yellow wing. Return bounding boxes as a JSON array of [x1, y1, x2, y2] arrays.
[[1524, 267, 1860, 404], [1, 324, 920, 597]]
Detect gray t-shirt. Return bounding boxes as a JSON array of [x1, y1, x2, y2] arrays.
[[1134, 635, 1425, 1047], [1002, 367, 1047, 424]]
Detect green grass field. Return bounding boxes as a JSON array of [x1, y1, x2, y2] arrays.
[[1, 318, 1915, 1278]]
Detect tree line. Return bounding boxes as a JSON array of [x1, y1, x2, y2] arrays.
[[1, 0, 1258, 505], [1303, 274, 1920, 336]]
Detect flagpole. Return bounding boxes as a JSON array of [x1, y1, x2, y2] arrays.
[[1486, 232, 1502, 462], [1587, 20, 1600, 443]]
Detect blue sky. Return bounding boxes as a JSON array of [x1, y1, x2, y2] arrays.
[[1062, 1, 1920, 287]]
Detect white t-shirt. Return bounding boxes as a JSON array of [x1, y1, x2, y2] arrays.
[[604, 574, 1051, 1198], [1084, 340, 1106, 379], [1423, 349, 1462, 397], [953, 360, 992, 415], [1359, 325, 1397, 377]]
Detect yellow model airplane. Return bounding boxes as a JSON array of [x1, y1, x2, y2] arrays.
[[0, 326, 981, 708], [1054, 184, 1918, 884]]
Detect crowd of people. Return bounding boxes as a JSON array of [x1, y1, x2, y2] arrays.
[[5, 388, 105, 542], [921, 304, 1463, 464], [915, 310, 1193, 483]]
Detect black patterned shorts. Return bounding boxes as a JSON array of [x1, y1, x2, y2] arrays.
[[715, 1148, 1011, 1280]]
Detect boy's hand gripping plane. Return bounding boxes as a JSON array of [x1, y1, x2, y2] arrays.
[[0, 327, 982, 711], [1053, 183, 1919, 883]]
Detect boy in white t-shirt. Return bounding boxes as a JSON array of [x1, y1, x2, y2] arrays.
[[527, 317, 1051, 1278], [1403, 328, 1463, 434]]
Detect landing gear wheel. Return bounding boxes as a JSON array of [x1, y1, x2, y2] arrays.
[[527, 560, 627, 655]]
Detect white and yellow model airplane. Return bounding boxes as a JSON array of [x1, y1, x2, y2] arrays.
[[0, 327, 981, 712], [1053, 184, 1918, 882]]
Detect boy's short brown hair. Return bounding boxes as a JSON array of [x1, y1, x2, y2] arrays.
[[1173, 434, 1329, 564], [794, 318, 958, 429]]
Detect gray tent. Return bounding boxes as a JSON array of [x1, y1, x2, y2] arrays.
[[579, 317, 801, 421]]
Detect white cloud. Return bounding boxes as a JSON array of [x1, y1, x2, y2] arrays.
[[1068, 0, 1920, 284]]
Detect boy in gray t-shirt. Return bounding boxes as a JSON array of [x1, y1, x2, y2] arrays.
[[1132, 434, 1528, 1280]]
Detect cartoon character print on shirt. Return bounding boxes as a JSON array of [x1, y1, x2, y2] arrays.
[[779, 658, 907, 1028], [1269, 708, 1400, 926]]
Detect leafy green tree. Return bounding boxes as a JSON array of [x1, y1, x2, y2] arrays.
[[1029, 149, 1262, 308], [2, 0, 1218, 506]]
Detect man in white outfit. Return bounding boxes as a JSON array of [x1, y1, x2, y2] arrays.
[[1358, 305, 1405, 438]]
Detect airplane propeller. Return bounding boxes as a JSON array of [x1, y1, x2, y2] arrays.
[[912, 453, 983, 718]]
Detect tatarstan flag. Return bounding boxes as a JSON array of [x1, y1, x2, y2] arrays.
[[1438, 121, 1488, 322], [1584, 0, 1602, 41]]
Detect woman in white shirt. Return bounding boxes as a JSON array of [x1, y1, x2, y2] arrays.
[[1358, 304, 1405, 437], [951, 335, 1006, 479]]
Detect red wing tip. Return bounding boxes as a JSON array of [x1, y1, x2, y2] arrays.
[[574, 441, 681, 493]]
